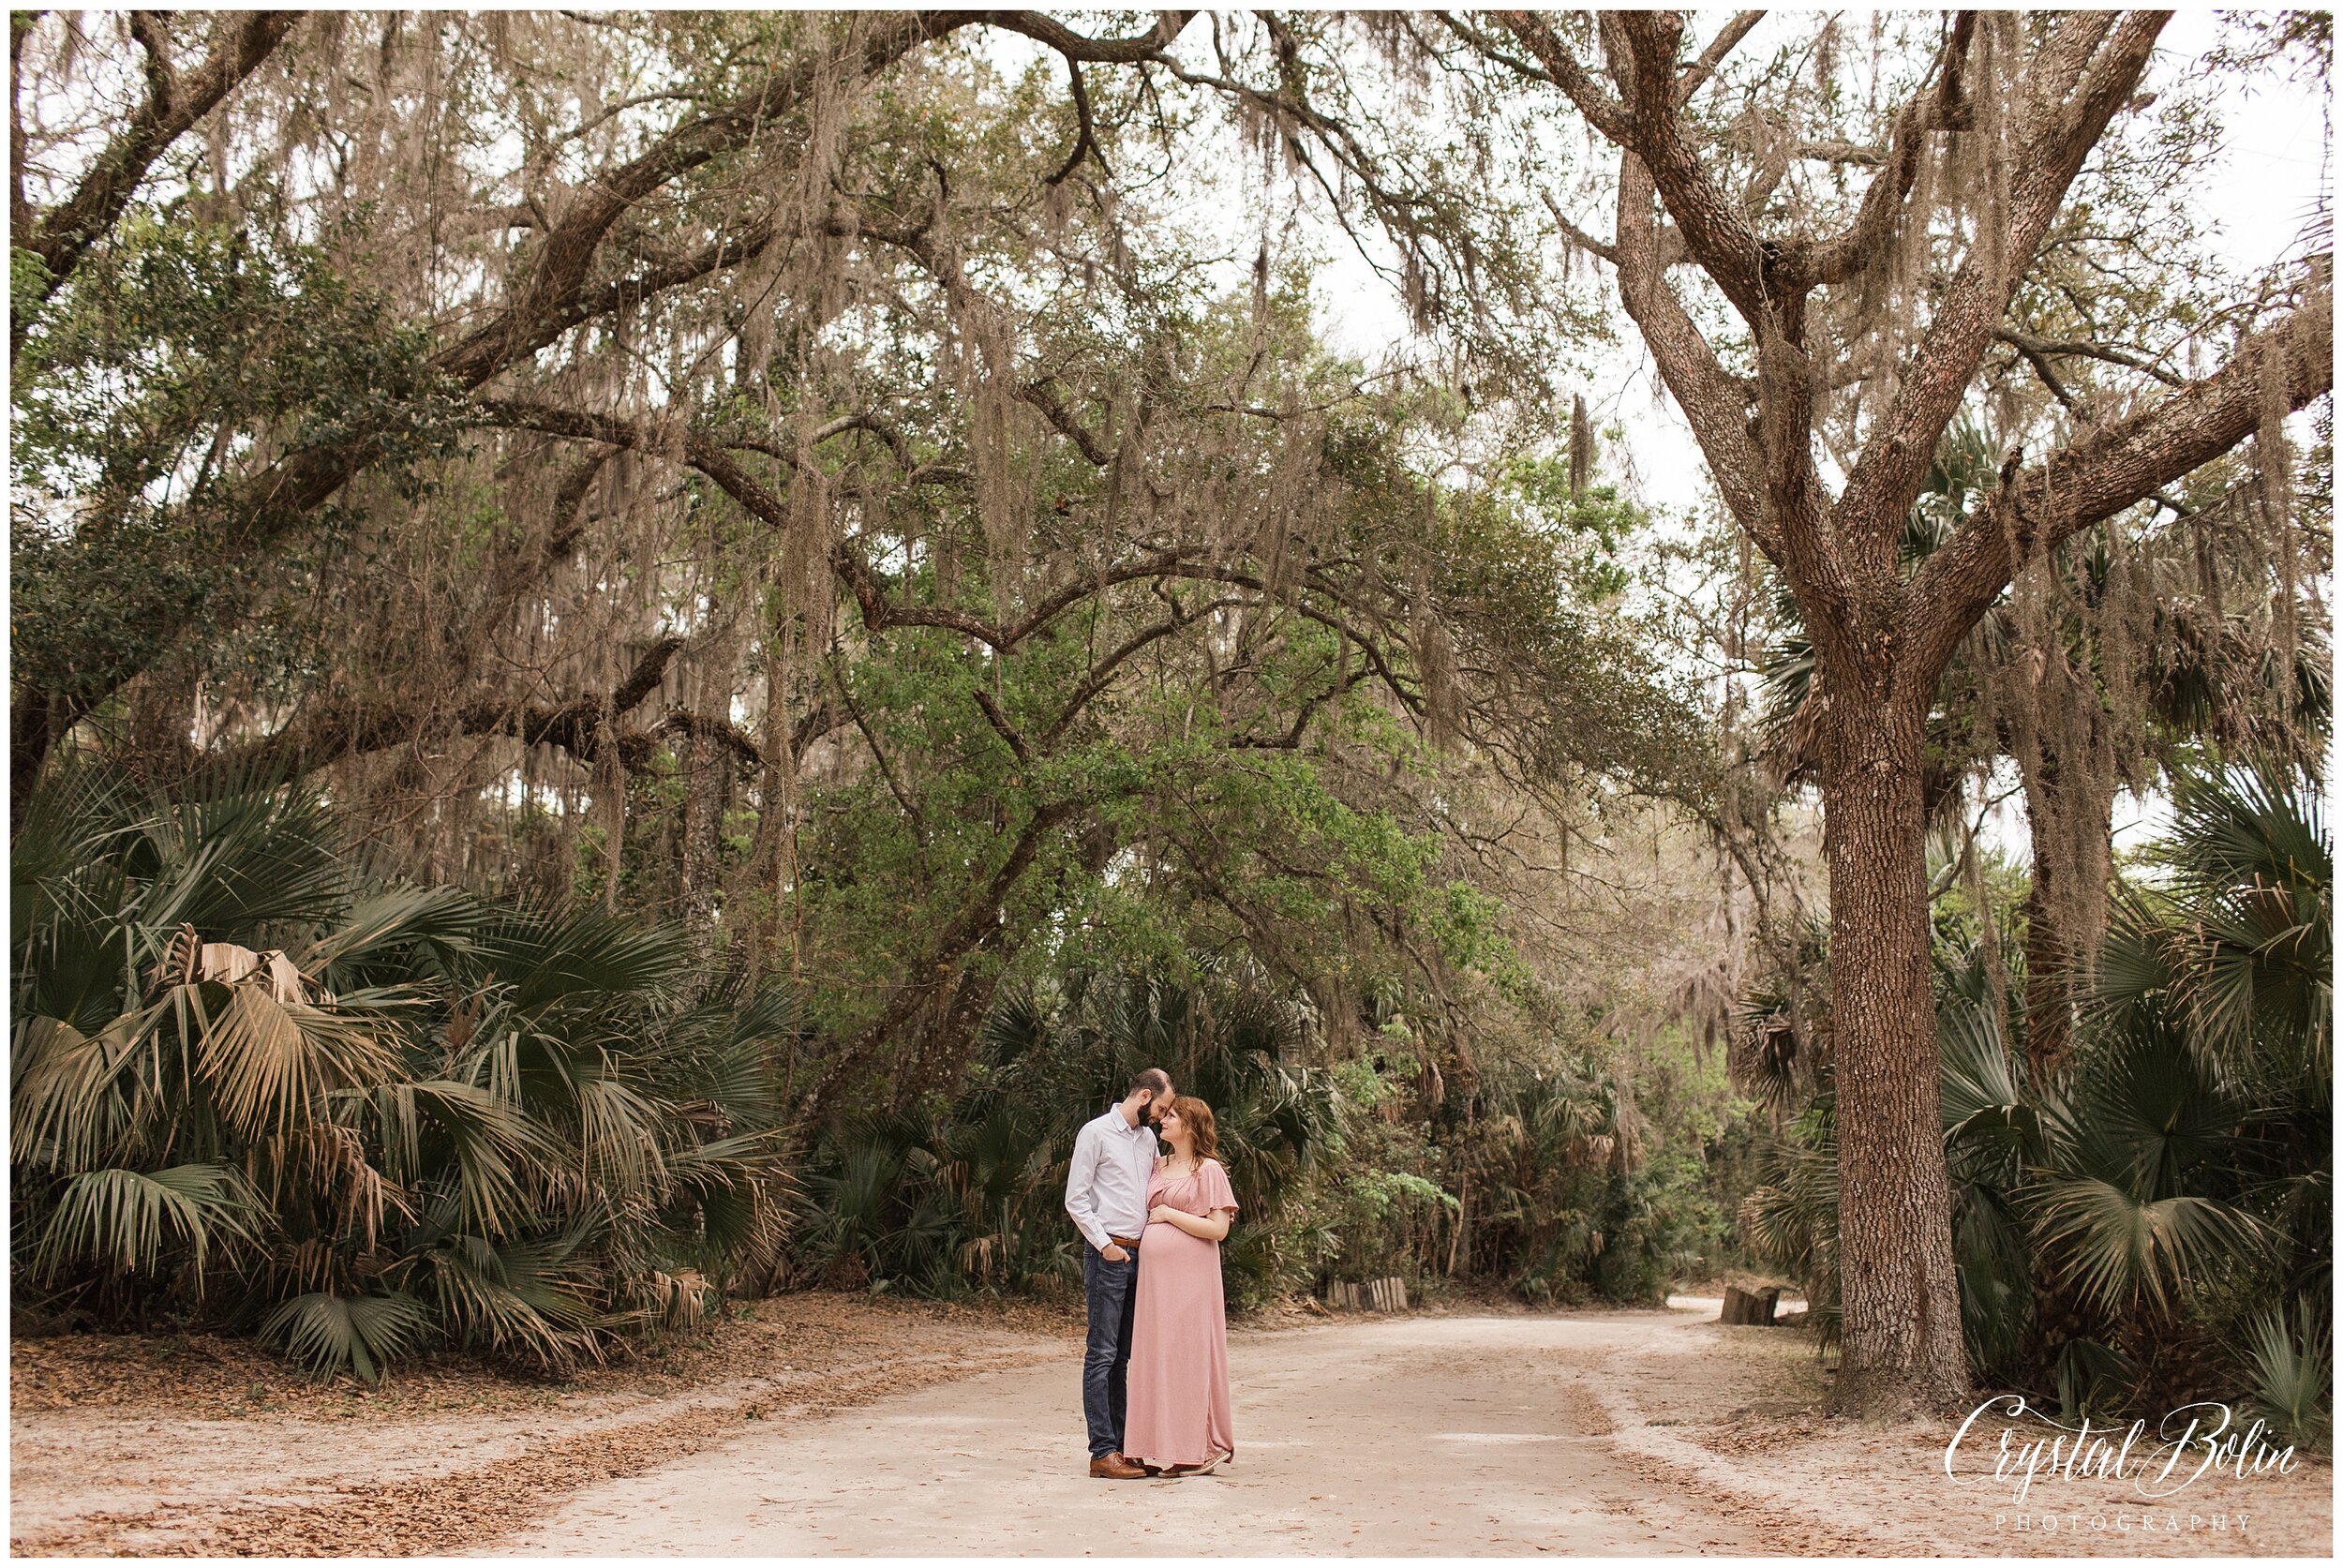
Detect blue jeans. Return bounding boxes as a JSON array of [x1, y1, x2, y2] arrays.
[[1082, 1243, 1140, 1457]]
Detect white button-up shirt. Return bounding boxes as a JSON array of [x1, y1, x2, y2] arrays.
[[1064, 1104, 1160, 1252]]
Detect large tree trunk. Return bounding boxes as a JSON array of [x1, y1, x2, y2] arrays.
[[1487, 2, 2318, 1424], [1818, 693, 1970, 1414]]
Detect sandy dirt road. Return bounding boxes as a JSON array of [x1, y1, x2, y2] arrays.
[[15, 1295, 2327, 1557], [484, 1309, 1783, 1556], [481, 1301, 2332, 1560]]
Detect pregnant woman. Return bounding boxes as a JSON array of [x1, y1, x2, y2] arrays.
[[1123, 1096, 1240, 1476]]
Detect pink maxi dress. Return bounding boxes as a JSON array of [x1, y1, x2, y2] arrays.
[[1124, 1157, 1240, 1467]]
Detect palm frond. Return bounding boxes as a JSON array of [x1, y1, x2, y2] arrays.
[[2235, 1296, 2332, 1450], [10, 1007, 172, 1172], [470, 903, 690, 1013], [1939, 982, 2040, 1157], [575, 1075, 669, 1197], [130, 766, 349, 939], [261, 1290, 436, 1383], [2027, 1177, 2262, 1320], [303, 884, 484, 981], [382, 1079, 553, 1235], [2052, 1337, 2138, 1421], [33, 1163, 262, 1282], [409, 1232, 598, 1366], [196, 982, 401, 1139], [12, 770, 794, 1382]]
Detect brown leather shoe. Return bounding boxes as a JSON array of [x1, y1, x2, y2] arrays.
[[1089, 1452, 1145, 1479]]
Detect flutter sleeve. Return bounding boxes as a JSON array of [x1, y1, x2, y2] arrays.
[[1201, 1158, 1240, 1215]]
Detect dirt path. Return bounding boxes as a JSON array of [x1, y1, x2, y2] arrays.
[[485, 1310, 1782, 1556], [7, 1297, 1067, 1556], [13, 1295, 2329, 1557], [475, 1301, 2329, 1558], [479, 1301, 2333, 1560]]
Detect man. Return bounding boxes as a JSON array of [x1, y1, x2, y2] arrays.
[[1064, 1066, 1174, 1479]]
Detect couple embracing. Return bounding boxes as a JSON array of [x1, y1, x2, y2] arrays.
[[1062, 1068, 1238, 1480]]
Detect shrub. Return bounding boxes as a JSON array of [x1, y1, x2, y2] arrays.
[[11, 765, 797, 1380]]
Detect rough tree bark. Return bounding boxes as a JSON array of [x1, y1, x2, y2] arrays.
[[1815, 683, 1968, 1411]]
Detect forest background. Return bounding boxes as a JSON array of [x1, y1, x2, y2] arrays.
[[8, 7, 2332, 1440]]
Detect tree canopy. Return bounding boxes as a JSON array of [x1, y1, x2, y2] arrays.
[[9, 10, 2330, 1416]]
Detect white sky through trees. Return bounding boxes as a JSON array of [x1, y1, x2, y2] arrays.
[[1296, 10, 2332, 515]]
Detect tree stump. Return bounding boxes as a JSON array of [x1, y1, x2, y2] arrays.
[[1721, 1285, 1783, 1325]]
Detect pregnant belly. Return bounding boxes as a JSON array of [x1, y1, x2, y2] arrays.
[[1143, 1218, 1216, 1252], [1136, 1222, 1225, 1316]]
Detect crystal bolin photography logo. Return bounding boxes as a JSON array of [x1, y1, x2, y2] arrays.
[[1944, 1395, 2301, 1506]]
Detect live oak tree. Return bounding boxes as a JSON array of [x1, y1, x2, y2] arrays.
[[1470, 11, 2331, 1411], [1749, 418, 2331, 1090], [9, 10, 1190, 803], [11, 12, 1691, 1127]]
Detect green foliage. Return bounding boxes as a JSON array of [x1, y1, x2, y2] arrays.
[[2099, 760, 2331, 1083], [261, 1291, 437, 1384], [1741, 1096, 1843, 1351], [1434, 1044, 1714, 1307], [1501, 458, 1637, 600], [793, 958, 1347, 1307], [11, 210, 461, 713], [2236, 1296, 2333, 1450], [4, 11, 1776, 1368], [792, 941, 1732, 1313], [2028, 1031, 2262, 1322], [10, 245, 53, 321], [10, 765, 796, 1381]]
